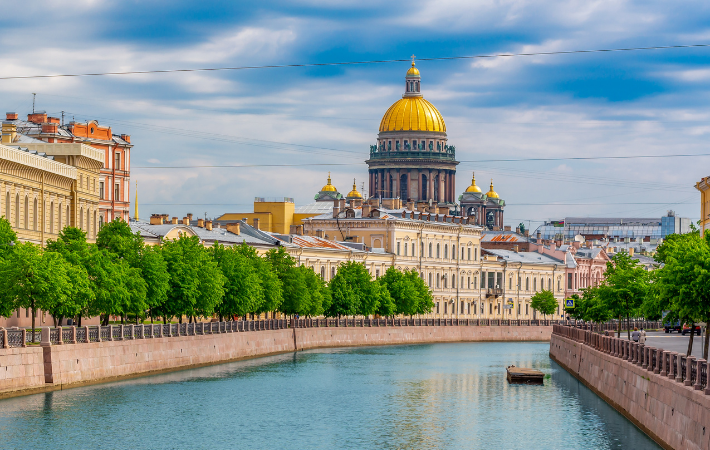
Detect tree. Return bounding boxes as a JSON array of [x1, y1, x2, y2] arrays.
[[374, 279, 396, 317], [160, 235, 225, 322], [652, 231, 710, 356], [408, 270, 434, 315], [381, 267, 418, 316], [518, 223, 526, 235], [326, 274, 356, 318], [0, 243, 75, 342], [598, 251, 649, 339], [96, 218, 143, 265], [237, 243, 283, 317], [0, 217, 17, 261], [530, 289, 557, 319], [139, 245, 170, 321], [211, 243, 262, 320], [336, 261, 376, 317], [303, 267, 330, 317]]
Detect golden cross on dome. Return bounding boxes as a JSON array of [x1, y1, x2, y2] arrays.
[[411, 54, 416, 64]]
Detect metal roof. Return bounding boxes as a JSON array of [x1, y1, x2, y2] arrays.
[[483, 249, 564, 265]]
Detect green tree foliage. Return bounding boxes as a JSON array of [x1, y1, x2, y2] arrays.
[[652, 231, 710, 356], [302, 266, 331, 317], [0, 242, 76, 341], [326, 273, 356, 318], [598, 251, 650, 338], [159, 235, 225, 322], [236, 243, 283, 316], [530, 289, 558, 319], [211, 243, 263, 320], [96, 218, 143, 264], [379, 267, 434, 316], [0, 217, 17, 261]]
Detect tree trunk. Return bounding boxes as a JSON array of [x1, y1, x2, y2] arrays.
[[31, 301, 36, 344], [704, 320, 710, 361], [688, 322, 696, 356], [179, 315, 183, 324], [78, 315, 82, 327], [626, 312, 631, 340], [617, 316, 621, 338], [163, 316, 167, 325]]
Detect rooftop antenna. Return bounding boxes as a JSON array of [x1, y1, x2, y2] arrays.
[[32, 93, 36, 113]]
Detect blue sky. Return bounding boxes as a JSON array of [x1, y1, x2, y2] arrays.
[[2, 0, 710, 227]]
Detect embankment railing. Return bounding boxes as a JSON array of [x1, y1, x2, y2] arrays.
[[553, 324, 708, 394]]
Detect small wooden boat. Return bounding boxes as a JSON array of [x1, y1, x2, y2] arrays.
[[506, 365, 544, 384]]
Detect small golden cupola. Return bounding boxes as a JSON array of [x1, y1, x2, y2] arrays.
[[321, 172, 337, 192], [487, 179, 500, 199], [465, 172, 482, 193], [346, 179, 363, 199], [406, 61, 420, 77]]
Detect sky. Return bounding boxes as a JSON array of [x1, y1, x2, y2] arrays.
[[1, 0, 710, 228]]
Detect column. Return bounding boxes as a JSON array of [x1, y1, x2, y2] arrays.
[[417, 171, 422, 202], [428, 170, 434, 202], [451, 171, 456, 203]]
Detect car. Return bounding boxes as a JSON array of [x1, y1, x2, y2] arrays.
[[664, 321, 681, 333], [682, 325, 702, 336]]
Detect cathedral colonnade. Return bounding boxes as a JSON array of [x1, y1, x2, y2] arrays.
[[368, 168, 456, 203]]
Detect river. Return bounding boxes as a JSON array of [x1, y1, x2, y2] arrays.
[[0, 342, 659, 449]]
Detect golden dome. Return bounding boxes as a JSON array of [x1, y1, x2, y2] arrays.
[[321, 173, 337, 192], [379, 97, 446, 132], [465, 172, 482, 193], [487, 180, 499, 199], [346, 179, 362, 199], [406, 61, 420, 77]]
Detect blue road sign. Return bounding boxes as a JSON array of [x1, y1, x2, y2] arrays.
[[565, 298, 575, 308]]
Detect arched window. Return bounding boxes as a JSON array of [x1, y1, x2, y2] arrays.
[[58, 203, 62, 231], [412, 243, 415, 257], [526, 277, 529, 291], [15, 194, 19, 227], [66, 205, 70, 227], [436, 244, 440, 258], [429, 242, 432, 257], [49, 202, 54, 234], [428, 272, 433, 287], [509, 277, 513, 289], [87, 208, 90, 235], [33, 198, 37, 230], [4, 192, 9, 221], [80, 207, 84, 230], [331, 267, 336, 279], [452, 274, 456, 288], [93, 211, 97, 237], [474, 248, 478, 260], [24, 196, 28, 229], [467, 277, 471, 289], [404, 242, 408, 256], [436, 274, 440, 288], [548, 278, 552, 290], [321, 267, 326, 279], [467, 247, 471, 260], [444, 245, 448, 259], [533, 278, 537, 291]]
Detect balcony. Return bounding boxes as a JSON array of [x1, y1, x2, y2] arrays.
[[486, 288, 503, 298], [368, 148, 456, 161]]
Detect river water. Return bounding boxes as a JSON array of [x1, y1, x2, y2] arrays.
[[0, 342, 659, 449]]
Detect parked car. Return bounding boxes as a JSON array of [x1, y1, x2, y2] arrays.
[[682, 324, 702, 336], [664, 321, 681, 333]]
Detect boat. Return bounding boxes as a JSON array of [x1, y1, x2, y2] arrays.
[[506, 365, 544, 384]]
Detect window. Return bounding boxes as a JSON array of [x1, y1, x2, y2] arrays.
[[115, 152, 121, 170], [468, 248, 471, 260], [474, 248, 478, 260], [436, 302, 440, 314], [548, 278, 552, 290], [436, 244, 440, 258], [376, 269, 380, 278], [443, 275, 447, 289], [444, 303, 447, 314], [429, 243, 432, 257], [420, 242, 424, 256], [467, 303, 471, 314], [404, 242, 408, 256], [429, 272, 433, 287], [526, 304, 529, 315], [444, 245, 448, 259], [509, 277, 512, 289], [24, 196, 28, 229], [33, 199, 37, 230], [518, 303, 521, 315], [460, 301, 464, 314], [467, 277, 470, 289], [568, 273, 572, 290], [436, 274, 440, 288], [50, 202, 54, 234], [526, 277, 530, 291], [79, 207, 83, 230], [321, 267, 326, 279], [331, 267, 336, 278], [99, 182, 104, 200], [4, 192, 8, 221], [115, 184, 120, 201], [452, 274, 456, 288], [397, 241, 401, 255], [66, 205, 69, 227], [489, 303, 492, 315], [558, 278, 561, 291], [481, 272, 486, 289], [533, 278, 537, 291], [15, 194, 19, 227], [98, 214, 103, 230]]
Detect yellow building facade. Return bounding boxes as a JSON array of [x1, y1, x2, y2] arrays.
[[696, 176, 710, 235]]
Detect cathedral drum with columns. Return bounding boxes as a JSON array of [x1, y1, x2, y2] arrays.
[[367, 62, 458, 208]]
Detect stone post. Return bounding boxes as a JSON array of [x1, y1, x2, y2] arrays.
[[660, 351, 669, 376], [668, 352, 676, 379], [83, 326, 90, 343], [676, 354, 683, 383], [107, 325, 113, 341], [635, 343, 643, 366], [685, 357, 696, 386], [71, 326, 77, 344], [1, 328, 7, 348], [119, 324, 125, 340], [694, 359, 705, 390], [21, 329, 26, 348], [129, 324, 134, 339], [40, 327, 51, 347], [646, 347, 654, 371], [158, 324, 163, 338], [56, 327, 63, 345]]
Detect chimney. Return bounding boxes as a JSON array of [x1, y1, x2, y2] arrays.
[[629, 247, 635, 257], [5, 112, 17, 120], [226, 222, 241, 235], [406, 201, 414, 211], [41, 123, 58, 134], [438, 206, 449, 215], [572, 241, 581, 249], [171, 217, 178, 225], [538, 243, 544, 254], [182, 217, 189, 225], [205, 220, 213, 231], [504, 226, 511, 231], [315, 229, 325, 238], [524, 230, 529, 237], [362, 204, 371, 217], [428, 204, 438, 214], [333, 205, 340, 218], [150, 214, 164, 225], [550, 241, 557, 251], [1, 121, 17, 144], [197, 218, 205, 228], [27, 112, 47, 124], [120, 134, 131, 143], [417, 201, 427, 213], [252, 218, 260, 230], [351, 198, 363, 208], [515, 227, 520, 234], [187, 213, 193, 221], [514, 245, 519, 253]]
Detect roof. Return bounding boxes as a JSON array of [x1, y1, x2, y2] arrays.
[[129, 220, 278, 246], [294, 202, 333, 214], [561, 217, 661, 226], [306, 207, 481, 229], [483, 248, 564, 265], [574, 248, 604, 260], [481, 231, 529, 243], [285, 235, 352, 250]]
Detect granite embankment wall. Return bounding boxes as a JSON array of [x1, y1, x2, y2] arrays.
[[0, 325, 551, 398], [550, 331, 710, 450]]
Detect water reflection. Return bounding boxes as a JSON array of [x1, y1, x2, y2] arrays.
[[0, 342, 659, 449]]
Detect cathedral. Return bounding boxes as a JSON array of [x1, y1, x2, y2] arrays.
[[365, 62, 505, 230]]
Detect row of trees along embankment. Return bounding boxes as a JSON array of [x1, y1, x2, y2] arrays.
[[0, 218, 436, 342], [564, 227, 710, 359]]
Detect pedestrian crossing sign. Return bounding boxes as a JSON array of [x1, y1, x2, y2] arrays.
[[565, 298, 574, 308]]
